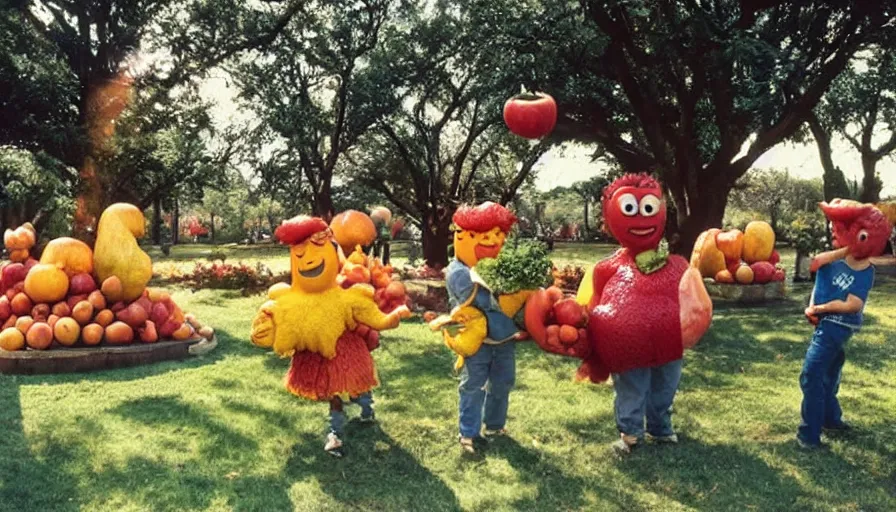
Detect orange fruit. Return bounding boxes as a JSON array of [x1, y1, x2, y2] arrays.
[[0, 327, 25, 351], [53, 317, 80, 346], [95, 309, 114, 327], [81, 323, 103, 346], [25, 322, 53, 350]]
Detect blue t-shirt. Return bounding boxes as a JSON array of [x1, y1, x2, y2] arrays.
[[812, 260, 875, 330], [445, 260, 518, 342]]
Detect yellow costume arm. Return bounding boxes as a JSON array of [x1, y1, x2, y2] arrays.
[[251, 300, 277, 349], [497, 290, 535, 318], [576, 265, 595, 306], [349, 291, 409, 331]]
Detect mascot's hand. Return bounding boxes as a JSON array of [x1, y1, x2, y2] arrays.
[[355, 323, 380, 351], [809, 258, 822, 274], [391, 305, 412, 320], [250, 302, 276, 348], [805, 306, 820, 326]]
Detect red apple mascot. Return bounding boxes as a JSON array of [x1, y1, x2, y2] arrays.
[[526, 173, 712, 454]]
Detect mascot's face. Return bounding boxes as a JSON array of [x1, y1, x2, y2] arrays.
[[821, 199, 891, 260], [604, 185, 667, 254], [290, 231, 340, 293], [454, 227, 507, 267]]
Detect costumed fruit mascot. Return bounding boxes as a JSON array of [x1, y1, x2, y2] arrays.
[[251, 216, 410, 457], [526, 173, 713, 454], [433, 202, 527, 455], [795, 200, 892, 449]]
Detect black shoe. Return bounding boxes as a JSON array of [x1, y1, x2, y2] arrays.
[[359, 411, 376, 424]]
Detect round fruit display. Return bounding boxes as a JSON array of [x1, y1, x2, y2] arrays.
[[0, 204, 215, 361], [691, 221, 787, 286]]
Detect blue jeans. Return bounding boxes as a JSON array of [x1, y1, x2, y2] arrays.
[[458, 342, 516, 438], [798, 321, 853, 445], [612, 359, 683, 439], [329, 392, 374, 435]]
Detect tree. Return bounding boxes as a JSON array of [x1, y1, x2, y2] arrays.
[[347, 3, 556, 266], [727, 169, 823, 234], [98, 83, 233, 244], [571, 175, 610, 238], [0, 6, 81, 235], [15, 0, 177, 238], [520, 1, 894, 255], [233, 0, 403, 218], [811, 47, 896, 203]]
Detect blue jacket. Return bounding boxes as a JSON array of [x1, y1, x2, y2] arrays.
[[445, 260, 518, 342]]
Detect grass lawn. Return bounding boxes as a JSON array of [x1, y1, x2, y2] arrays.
[[1, 244, 894, 511]]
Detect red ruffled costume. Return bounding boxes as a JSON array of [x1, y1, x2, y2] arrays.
[[286, 331, 378, 401]]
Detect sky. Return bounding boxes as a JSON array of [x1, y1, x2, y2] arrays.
[[534, 140, 896, 197], [200, 76, 895, 199]]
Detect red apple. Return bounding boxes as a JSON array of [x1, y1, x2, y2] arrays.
[[150, 302, 170, 326], [66, 294, 88, 309], [553, 299, 586, 328], [69, 273, 97, 295], [116, 302, 149, 329], [0, 263, 26, 293], [0, 296, 10, 321], [503, 91, 557, 139]]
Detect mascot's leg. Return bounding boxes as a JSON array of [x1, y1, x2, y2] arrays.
[[646, 359, 683, 442], [351, 392, 376, 423], [483, 341, 516, 436], [326, 397, 346, 457], [611, 367, 650, 454], [458, 345, 492, 451]]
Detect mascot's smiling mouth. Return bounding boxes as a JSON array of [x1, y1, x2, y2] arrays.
[[628, 227, 656, 236], [474, 244, 501, 260], [299, 261, 325, 278]]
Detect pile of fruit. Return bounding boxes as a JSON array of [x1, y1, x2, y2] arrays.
[[523, 286, 589, 355], [691, 221, 786, 285], [0, 206, 213, 352], [338, 246, 409, 313]]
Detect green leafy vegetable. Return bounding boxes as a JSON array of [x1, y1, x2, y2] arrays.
[[474, 240, 554, 294]]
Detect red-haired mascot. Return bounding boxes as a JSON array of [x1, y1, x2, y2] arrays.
[[250, 215, 410, 457], [526, 173, 712, 454]]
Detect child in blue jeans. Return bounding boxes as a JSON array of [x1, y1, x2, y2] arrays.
[[799, 199, 892, 449]]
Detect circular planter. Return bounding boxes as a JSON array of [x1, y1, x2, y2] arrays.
[[705, 279, 787, 303], [0, 335, 217, 375]]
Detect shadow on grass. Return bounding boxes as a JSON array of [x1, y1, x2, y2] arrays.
[[0, 327, 269, 511], [285, 428, 462, 512]]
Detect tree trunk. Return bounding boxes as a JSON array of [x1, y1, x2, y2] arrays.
[[151, 196, 162, 245], [422, 218, 451, 268], [583, 199, 590, 239], [808, 115, 850, 202], [383, 242, 391, 266], [210, 212, 216, 243], [859, 153, 881, 203], [172, 197, 180, 245], [670, 187, 729, 257], [312, 181, 335, 220]]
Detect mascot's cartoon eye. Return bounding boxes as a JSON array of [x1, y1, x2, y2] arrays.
[[858, 230, 869, 242], [639, 195, 661, 217], [618, 193, 639, 217]]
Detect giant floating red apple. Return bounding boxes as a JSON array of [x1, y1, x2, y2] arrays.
[[503, 89, 557, 139]]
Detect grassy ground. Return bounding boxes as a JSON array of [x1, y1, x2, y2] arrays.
[[1, 244, 894, 511]]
